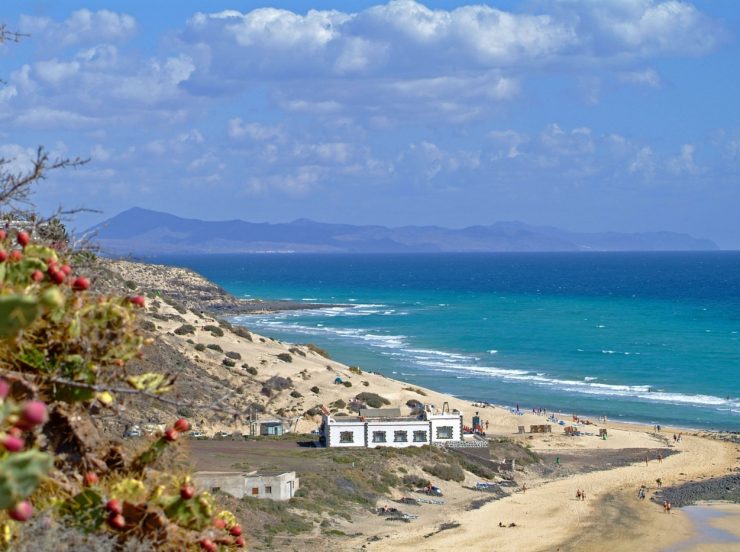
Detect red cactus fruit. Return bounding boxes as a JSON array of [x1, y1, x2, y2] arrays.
[[230, 524, 243, 537], [31, 270, 44, 282], [174, 418, 190, 432], [8, 501, 33, 522], [199, 539, 217, 552], [0, 378, 8, 398], [72, 276, 90, 291], [16, 231, 30, 248], [60, 264, 72, 276], [108, 513, 126, 530], [0, 250, 6, 262], [17, 400, 48, 430], [0, 229, 6, 240], [213, 518, 227, 529], [130, 295, 145, 307], [180, 485, 195, 500], [235, 536, 245, 548], [164, 427, 179, 442], [9, 250, 22, 262], [48, 268, 65, 284], [84, 472, 99, 486], [2, 434, 25, 452], [105, 499, 123, 515]]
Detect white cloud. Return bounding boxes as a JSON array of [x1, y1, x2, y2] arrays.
[[228, 119, 285, 141], [629, 146, 655, 176], [20, 9, 137, 47], [666, 143, 700, 174]]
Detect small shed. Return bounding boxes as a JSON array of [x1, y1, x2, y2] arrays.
[[260, 421, 285, 436]]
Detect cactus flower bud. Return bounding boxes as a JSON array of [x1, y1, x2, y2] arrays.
[[17, 400, 48, 430], [40, 287, 65, 309], [164, 427, 179, 442], [16, 231, 30, 248], [2, 434, 25, 452], [174, 418, 190, 432], [8, 501, 33, 522]]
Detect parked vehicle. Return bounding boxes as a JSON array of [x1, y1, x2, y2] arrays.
[[189, 430, 206, 440]]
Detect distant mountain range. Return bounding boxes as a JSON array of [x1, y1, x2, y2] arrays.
[[87, 207, 719, 255]]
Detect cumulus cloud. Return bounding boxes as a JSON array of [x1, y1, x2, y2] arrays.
[[666, 143, 700, 174], [619, 68, 661, 87], [19, 9, 137, 47]]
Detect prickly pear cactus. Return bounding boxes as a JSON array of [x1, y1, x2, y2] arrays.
[[0, 451, 53, 509], [0, 295, 41, 338]]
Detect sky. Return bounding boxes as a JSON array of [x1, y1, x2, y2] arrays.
[[1, 1, 739, 247]]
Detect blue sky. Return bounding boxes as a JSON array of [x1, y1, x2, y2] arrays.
[[1, 1, 739, 247]]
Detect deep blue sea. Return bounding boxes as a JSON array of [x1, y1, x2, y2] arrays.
[[150, 253, 740, 430]]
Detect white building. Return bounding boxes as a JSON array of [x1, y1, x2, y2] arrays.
[[321, 404, 463, 448], [193, 471, 299, 501]]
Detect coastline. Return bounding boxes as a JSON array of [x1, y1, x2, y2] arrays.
[[106, 258, 740, 551]]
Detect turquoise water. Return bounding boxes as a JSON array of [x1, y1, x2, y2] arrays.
[[150, 253, 740, 430]]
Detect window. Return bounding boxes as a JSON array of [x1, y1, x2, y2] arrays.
[[394, 430, 408, 443], [413, 430, 428, 443], [251, 487, 259, 495], [436, 426, 453, 440], [339, 431, 354, 443], [265, 486, 272, 494], [372, 431, 387, 443]]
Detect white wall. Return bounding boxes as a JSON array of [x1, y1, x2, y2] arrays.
[[327, 422, 365, 447], [366, 421, 430, 449], [429, 415, 463, 443]]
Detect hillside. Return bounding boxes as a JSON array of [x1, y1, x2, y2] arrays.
[[87, 207, 719, 254]]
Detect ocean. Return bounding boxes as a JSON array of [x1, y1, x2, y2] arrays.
[[149, 252, 740, 430]]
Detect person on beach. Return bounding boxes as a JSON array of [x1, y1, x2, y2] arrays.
[[667, 502, 672, 513], [522, 483, 527, 494], [581, 490, 586, 501], [657, 453, 663, 463], [638, 488, 645, 500], [645, 455, 649, 466], [576, 489, 581, 500], [556, 456, 561, 466], [656, 478, 663, 488], [663, 500, 668, 513]]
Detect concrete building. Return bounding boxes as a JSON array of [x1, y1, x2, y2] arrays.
[[321, 404, 463, 448], [193, 471, 299, 501]]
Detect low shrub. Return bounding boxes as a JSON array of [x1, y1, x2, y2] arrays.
[[356, 392, 390, 409], [174, 323, 195, 335], [330, 399, 347, 409], [140, 320, 156, 331], [276, 353, 292, 363], [288, 347, 306, 357], [310, 386, 320, 394], [225, 351, 242, 360], [423, 463, 465, 482], [232, 326, 253, 341], [402, 474, 431, 488], [206, 343, 223, 352], [203, 324, 224, 337], [290, 390, 303, 398], [348, 366, 362, 375], [223, 358, 236, 367], [342, 381, 352, 388], [243, 365, 258, 375], [194, 343, 206, 351]]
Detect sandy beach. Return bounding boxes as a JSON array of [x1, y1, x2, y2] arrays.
[[107, 259, 740, 551]]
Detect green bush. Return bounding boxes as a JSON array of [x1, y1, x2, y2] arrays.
[[348, 366, 362, 375], [174, 324, 195, 335], [206, 343, 223, 352], [290, 390, 302, 398], [194, 343, 206, 351], [402, 474, 430, 488], [140, 320, 156, 331], [342, 381, 352, 388], [355, 392, 390, 409], [423, 463, 465, 482], [225, 351, 241, 360], [222, 358, 236, 367], [310, 386, 320, 394], [330, 399, 347, 409], [203, 324, 224, 337], [276, 353, 292, 363]]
